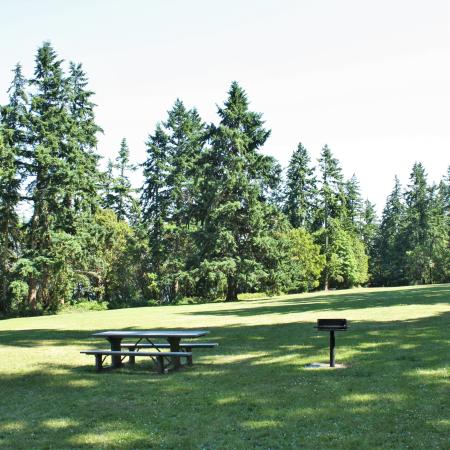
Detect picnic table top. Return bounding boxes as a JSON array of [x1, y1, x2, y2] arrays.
[[92, 330, 209, 339]]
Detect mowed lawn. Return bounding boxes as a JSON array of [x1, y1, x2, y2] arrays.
[[0, 285, 449, 449]]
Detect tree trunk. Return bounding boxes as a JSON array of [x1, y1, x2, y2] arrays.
[[323, 231, 329, 291], [225, 276, 238, 302], [27, 277, 37, 311], [0, 273, 8, 313], [0, 217, 10, 312]]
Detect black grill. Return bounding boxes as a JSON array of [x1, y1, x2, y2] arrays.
[[315, 319, 348, 367], [315, 318, 347, 331]]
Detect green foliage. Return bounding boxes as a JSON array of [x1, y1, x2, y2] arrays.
[[0, 64, 27, 313], [194, 82, 288, 301], [286, 228, 325, 292], [0, 42, 105, 313], [343, 174, 363, 232], [103, 138, 137, 221], [372, 166, 449, 287], [361, 200, 379, 283], [315, 219, 368, 288], [73, 209, 149, 307], [374, 176, 407, 286], [284, 143, 317, 229], [141, 99, 205, 302], [0, 43, 447, 316]]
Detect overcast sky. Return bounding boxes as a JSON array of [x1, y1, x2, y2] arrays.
[[1, 0, 449, 213]]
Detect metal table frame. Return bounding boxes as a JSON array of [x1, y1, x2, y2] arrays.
[[92, 330, 209, 369]]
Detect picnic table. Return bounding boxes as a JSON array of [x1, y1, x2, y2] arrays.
[[92, 330, 209, 369]]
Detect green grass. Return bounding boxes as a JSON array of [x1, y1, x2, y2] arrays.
[[1, 285, 449, 449]]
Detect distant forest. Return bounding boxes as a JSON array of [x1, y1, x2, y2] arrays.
[[0, 43, 448, 316]]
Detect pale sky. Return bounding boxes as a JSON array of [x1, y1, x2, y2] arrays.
[[1, 0, 449, 214]]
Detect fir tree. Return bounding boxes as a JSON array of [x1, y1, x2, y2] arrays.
[[314, 145, 346, 290], [25, 42, 102, 309], [64, 61, 102, 222], [141, 124, 171, 280], [283, 143, 316, 229], [361, 199, 379, 283], [0, 129, 21, 312], [403, 163, 448, 284], [421, 181, 449, 283], [344, 174, 363, 232], [196, 82, 286, 301], [376, 176, 407, 285], [104, 138, 136, 221], [0, 64, 28, 312], [141, 100, 205, 301], [164, 99, 204, 226], [427, 169, 450, 282]]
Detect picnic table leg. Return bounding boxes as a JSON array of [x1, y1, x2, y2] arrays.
[[107, 337, 123, 368], [156, 355, 165, 374], [184, 346, 193, 366], [128, 348, 136, 366], [95, 354, 103, 371], [168, 337, 182, 370]]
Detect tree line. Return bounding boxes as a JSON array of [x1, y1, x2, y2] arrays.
[[0, 43, 448, 316]]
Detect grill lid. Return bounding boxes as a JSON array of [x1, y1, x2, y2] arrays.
[[315, 318, 348, 330]]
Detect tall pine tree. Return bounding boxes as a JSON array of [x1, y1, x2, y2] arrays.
[[103, 138, 136, 221], [283, 142, 316, 229], [195, 82, 287, 301], [141, 100, 205, 301], [344, 174, 363, 232], [0, 64, 28, 312], [25, 42, 102, 309], [375, 176, 407, 285], [314, 145, 345, 290], [402, 162, 446, 284]]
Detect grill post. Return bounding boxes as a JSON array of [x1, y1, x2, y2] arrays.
[[314, 319, 347, 368], [329, 330, 336, 367]]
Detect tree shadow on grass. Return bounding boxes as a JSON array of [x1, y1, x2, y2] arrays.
[[183, 284, 450, 318], [1, 312, 449, 449], [0, 326, 187, 348]]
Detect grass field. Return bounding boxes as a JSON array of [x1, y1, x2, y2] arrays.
[[0, 285, 449, 449]]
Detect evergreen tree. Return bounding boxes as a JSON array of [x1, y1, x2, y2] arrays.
[[361, 199, 379, 283], [427, 169, 450, 283], [141, 100, 205, 302], [0, 64, 28, 312], [195, 82, 287, 301], [403, 163, 449, 284], [344, 174, 363, 232], [103, 158, 117, 212], [24, 42, 102, 310], [103, 138, 136, 221], [164, 99, 204, 226], [0, 129, 21, 312], [404, 163, 429, 245], [283, 143, 316, 229], [376, 176, 407, 285], [141, 124, 170, 282], [63, 61, 102, 224], [314, 145, 346, 290]]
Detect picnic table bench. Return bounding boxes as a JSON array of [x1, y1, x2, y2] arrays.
[[121, 342, 218, 366], [80, 349, 191, 374], [81, 330, 217, 374]]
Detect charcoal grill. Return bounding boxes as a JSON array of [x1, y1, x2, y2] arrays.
[[315, 319, 348, 367]]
